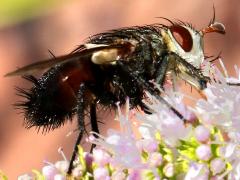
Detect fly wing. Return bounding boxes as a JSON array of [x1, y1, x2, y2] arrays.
[[5, 42, 135, 77]]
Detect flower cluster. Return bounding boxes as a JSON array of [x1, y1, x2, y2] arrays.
[[13, 62, 240, 180]]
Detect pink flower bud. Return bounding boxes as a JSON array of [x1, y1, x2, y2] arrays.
[[72, 165, 83, 178], [148, 152, 162, 167], [144, 139, 158, 153], [18, 174, 32, 180], [54, 174, 66, 180], [195, 125, 210, 142], [93, 148, 111, 167], [136, 139, 158, 153], [55, 160, 69, 173], [196, 144, 212, 161], [42, 165, 58, 179], [93, 167, 109, 180], [210, 158, 225, 175], [112, 170, 126, 180], [163, 163, 174, 177], [84, 152, 93, 166], [127, 170, 141, 180]]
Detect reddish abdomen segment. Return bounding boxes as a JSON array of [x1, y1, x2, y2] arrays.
[[53, 60, 95, 111]]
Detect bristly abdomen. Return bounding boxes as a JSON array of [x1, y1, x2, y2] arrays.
[[15, 60, 95, 132]]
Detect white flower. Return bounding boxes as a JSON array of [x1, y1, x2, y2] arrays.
[[163, 163, 174, 178], [196, 144, 212, 161], [185, 163, 209, 180], [127, 169, 142, 180], [210, 158, 225, 175], [104, 129, 143, 168], [195, 65, 240, 143], [194, 125, 210, 142], [92, 148, 111, 167], [228, 162, 240, 180], [55, 160, 69, 173], [42, 165, 58, 179], [219, 143, 240, 179], [54, 174, 66, 180], [135, 138, 158, 153], [138, 92, 192, 147], [72, 166, 83, 178], [92, 99, 143, 169], [17, 174, 32, 180], [111, 170, 126, 180], [93, 167, 110, 180], [148, 152, 163, 167]]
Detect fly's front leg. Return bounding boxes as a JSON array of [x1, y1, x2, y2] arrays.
[[116, 60, 185, 121], [155, 54, 170, 87], [155, 54, 182, 91]]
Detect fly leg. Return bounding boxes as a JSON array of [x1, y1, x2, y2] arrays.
[[67, 83, 87, 174], [155, 54, 169, 87], [117, 60, 185, 121], [89, 102, 99, 152]]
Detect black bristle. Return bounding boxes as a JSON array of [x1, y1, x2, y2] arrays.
[[15, 73, 75, 132]]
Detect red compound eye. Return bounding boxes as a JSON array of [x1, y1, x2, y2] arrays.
[[170, 25, 193, 52]]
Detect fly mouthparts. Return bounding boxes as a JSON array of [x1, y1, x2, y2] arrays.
[[199, 79, 208, 90]]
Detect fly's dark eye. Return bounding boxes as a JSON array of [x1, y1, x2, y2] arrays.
[[170, 25, 193, 52]]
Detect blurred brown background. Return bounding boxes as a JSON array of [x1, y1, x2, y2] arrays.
[[0, 0, 239, 178]]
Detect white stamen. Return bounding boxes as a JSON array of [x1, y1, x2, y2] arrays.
[[234, 64, 240, 79], [43, 160, 55, 166], [58, 147, 68, 161], [219, 58, 229, 78]]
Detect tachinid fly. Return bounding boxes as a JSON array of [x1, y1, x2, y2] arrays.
[[5, 12, 226, 174]]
